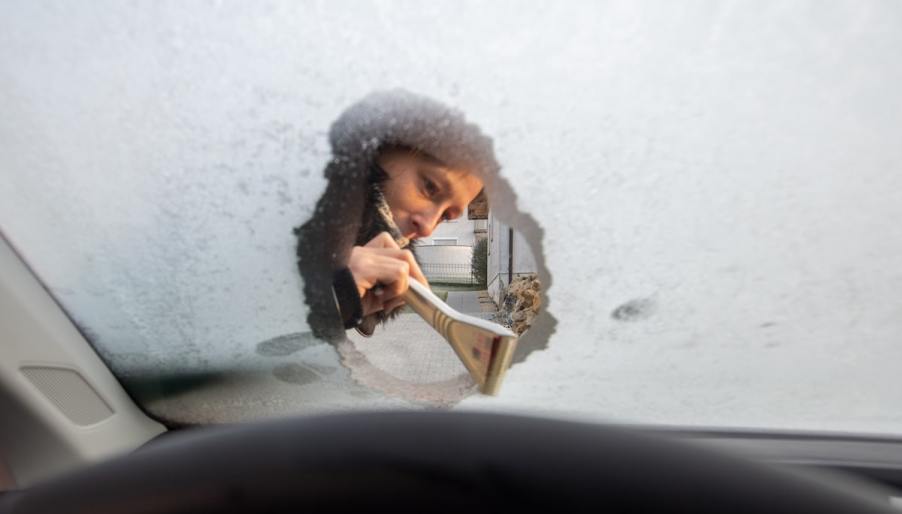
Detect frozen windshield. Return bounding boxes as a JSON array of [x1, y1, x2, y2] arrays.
[[2, 2, 901, 433]]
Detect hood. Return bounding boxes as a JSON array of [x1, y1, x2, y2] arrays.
[[327, 89, 500, 183]]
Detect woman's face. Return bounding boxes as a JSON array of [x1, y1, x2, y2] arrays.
[[378, 149, 484, 241]]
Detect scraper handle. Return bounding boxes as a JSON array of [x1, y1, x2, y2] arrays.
[[402, 280, 517, 395]]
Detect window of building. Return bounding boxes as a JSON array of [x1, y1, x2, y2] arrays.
[[432, 238, 458, 246]]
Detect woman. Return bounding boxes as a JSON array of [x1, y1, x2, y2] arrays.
[[295, 90, 498, 341]]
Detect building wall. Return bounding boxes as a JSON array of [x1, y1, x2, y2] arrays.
[[416, 206, 478, 284], [420, 206, 477, 247], [487, 212, 537, 304], [415, 245, 472, 266]]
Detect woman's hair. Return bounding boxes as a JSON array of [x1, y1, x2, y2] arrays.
[[367, 143, 433, 185]]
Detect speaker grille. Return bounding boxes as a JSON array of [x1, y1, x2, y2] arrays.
[[21, 366, 114, 426]]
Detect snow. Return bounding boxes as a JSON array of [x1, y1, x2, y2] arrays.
[[2, 1, 902, 433]]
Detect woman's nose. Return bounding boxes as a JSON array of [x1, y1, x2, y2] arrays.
[[411, 209, 443, 238]]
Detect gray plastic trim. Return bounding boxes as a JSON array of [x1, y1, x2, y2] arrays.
[[0, 234, 165, 487]]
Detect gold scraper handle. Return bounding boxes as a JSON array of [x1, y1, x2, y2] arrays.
[[402, 280, 517, 395]]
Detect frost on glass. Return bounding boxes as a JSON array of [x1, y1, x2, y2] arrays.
[[2, 2, 902, 433]]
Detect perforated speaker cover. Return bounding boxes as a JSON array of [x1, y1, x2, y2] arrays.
[[20, 366, 114, 426]]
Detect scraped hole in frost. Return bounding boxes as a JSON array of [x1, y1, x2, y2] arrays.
[[295, 90, 555, 405]]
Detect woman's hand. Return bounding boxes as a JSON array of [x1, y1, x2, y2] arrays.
[[348, 232, 429, 316]]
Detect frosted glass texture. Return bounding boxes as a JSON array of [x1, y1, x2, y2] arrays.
[[2, 2, 901, 432]]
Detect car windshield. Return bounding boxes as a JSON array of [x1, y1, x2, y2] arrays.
[[2, 2, 901, 434]]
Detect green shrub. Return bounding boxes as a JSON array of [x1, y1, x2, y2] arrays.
[[471, 237, 488, 289]]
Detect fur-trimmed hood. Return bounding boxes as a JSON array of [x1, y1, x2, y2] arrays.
[[327, 89, 500, 183]]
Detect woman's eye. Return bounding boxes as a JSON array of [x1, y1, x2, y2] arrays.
[[423, 178, 439, 198]]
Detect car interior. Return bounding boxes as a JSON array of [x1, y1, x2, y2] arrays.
[[2, 235, 902, 511], [2, 2, 902, 512]]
